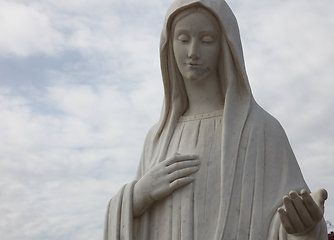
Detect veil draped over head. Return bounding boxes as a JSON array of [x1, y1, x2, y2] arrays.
[[155, 0, 251, 166], [104, 0, 327, 239]]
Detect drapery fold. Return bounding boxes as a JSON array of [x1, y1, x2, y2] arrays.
[[104, 0, 327, 239], [104, 101, 327, 239], [104, 182, 135, 240]]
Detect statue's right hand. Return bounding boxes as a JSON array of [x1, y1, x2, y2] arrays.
[[133, 153, 199, 216], [137, 153, 199, 201]]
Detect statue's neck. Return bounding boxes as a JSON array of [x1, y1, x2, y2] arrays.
[[182, 72, 224, 116]]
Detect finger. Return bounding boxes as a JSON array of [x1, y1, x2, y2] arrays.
[[166, 159, 200, 173], [169, 177, 194, 191], [278, 207, 296, 234], [319, 189, 328, 202], [168, 166, 199, 182], [311, 189, 328, 205], [165, 154, 198, 166], [301, 189, 323, 222], [283, 195, 305, 232], [289, 191, 314, 228]]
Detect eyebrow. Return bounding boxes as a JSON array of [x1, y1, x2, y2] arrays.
[[174, 29, 217, 36]]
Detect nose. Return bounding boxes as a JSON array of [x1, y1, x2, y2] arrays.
[[188, 40, 199, 59]]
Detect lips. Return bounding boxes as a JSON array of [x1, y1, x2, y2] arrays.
[[186, 62, 202, 66]]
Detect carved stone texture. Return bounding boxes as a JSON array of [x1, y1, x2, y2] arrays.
[[104, 0, 328, 239]]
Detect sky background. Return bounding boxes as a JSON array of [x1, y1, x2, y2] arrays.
[[0, 0, 334, 239]]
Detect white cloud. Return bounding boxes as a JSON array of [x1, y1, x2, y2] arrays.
[[233, 0, 334, 223], [0, 1, 64, 57], [0, 0, 333, 239], [0, 84, 155, 239], [0, 0, 170, 58]]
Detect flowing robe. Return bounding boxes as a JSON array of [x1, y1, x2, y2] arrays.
[[104, 101, 327, 239], [104, 0, 327, 239]]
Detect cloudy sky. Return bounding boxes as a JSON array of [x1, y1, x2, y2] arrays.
[[0, 0, 333, 239]]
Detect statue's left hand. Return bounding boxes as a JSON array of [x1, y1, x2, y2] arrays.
[[278, 189, 327, 236]]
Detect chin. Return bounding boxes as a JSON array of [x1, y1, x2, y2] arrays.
[[187, 74, 199, 81], [185, 73, 209, 82]]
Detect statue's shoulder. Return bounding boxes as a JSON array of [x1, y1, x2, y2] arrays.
[[247, 100, 286, 137], [247, 101, 295, 160], [145, 122, 160, 140], [141, 122, 161, 152]]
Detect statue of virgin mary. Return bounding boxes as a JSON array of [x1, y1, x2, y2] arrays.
[[104, 0, 327, 239]]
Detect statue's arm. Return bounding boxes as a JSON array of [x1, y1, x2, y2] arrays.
[[258, 111, 327, 239]]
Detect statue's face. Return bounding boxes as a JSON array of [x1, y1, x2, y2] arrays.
[[173, 11, 220, 82]]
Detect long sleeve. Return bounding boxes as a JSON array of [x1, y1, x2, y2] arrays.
[[104, 181, 136, 240], [268, 210, 327, 240]]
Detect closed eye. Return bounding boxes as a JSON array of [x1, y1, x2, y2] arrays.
[[202, 35, 214, 44], [177, 34, 189, 43]]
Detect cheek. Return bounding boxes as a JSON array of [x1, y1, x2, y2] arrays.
[[173, 42, 182, 54], [173, 43, 186, 66], [207, 45, 220, 66]]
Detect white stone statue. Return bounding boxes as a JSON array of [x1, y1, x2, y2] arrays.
[[104, 0, 328, 239]]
